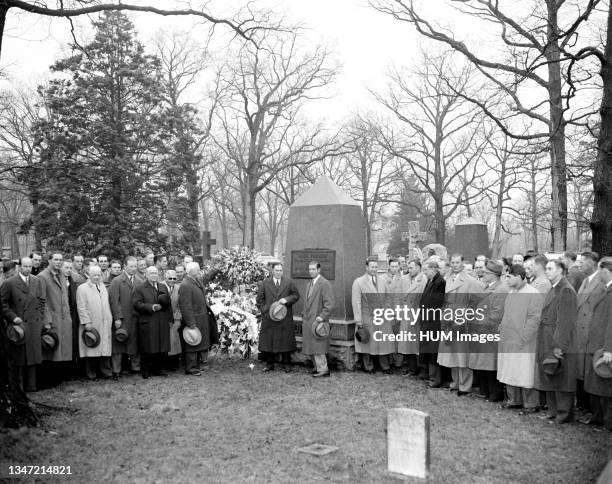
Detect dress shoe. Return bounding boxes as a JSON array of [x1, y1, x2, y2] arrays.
[[537, 414, 556, 420], [501, 402, 522, 409], [418, 373, 430, 380], [365, 369, 375, 374], [112, 373, 119, 381], [308, 368, 318, 374], [487, 396, 504, 403], [474, 393, 488, 399], [428, 382, 442, 388], [262, 365, 275, 372], [312, 371, 330, 378], [449, 387, 458, 392], [518, 408, 540, 415], [185, 370, 201, 376], [141, 372, 151, 380], [383, 369, 394, 375], [457, 391, 469, 396]]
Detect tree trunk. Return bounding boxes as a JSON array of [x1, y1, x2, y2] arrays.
[[492, 159, 507, 258], [246, 182, 256, 249], [591, 4, 612, 255], [546, 0, 568, 251], [433, 195, 445, 245], [0, 5, 8, 60]]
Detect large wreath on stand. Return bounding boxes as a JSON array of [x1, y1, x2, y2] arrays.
[[205, 246, 269, 359]]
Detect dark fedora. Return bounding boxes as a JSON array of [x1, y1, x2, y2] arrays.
[[542, 354, 562, 376], [114, 327, 129, 344], [355, 325, 370, 344], [269, 301, 287, 322], [158, 293, 171, 309], [312, 320, 330, 339], [7, 323, 26, 346], [82, 327, 101, 348], [41, 327, 59, 351], [593, 348, 612, 379]]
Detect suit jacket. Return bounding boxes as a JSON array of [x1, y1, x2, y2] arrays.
[[301, 276, 334, 355], [418, 272, 446, 355], [133, 280, 171, 354], [256, 276, 299, 354], [67, 274, 84, 358], [575, 271, 606, 379], [397, 271, 427, 355], [535, 277, 578, 392], [1, 274, 46, 366], [108, 272, 139, 355]]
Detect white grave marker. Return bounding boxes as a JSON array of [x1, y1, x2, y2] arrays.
[[387, 408, 430, 479]]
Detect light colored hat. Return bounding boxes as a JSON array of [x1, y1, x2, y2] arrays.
[[269, 301, 287, 322], [485, 260, 503, 276], [312, 320, 330, 339], [593, 349, 612, 379], [183, 326, 202, 346]]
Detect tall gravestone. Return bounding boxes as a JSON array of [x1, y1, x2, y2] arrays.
[[453, 217, 490, 262], [285, 176, 366, 369]]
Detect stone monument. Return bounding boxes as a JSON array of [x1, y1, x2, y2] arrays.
[[453, 217, 490, 262], [285, 176, 366, 369], [387, 408, 430, 479]]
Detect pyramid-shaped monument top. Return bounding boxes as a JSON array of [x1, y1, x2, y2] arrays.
[[291, 176, 360, 207]]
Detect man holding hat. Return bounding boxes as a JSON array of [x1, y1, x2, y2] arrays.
[[535, 260, 578, 423], [583, 257, 612, 430], [301, 261, 334, 377], [256, 262, 299, 372], [469, 260, 508, 402], [1, 257, 47, 392]]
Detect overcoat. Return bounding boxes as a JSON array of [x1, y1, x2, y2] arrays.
[[108, 272, 139, 355], [398, 272, 427, 355], [418, 272, 446, 355], [76, 280, 112, 358], [67, 274, 83, 358], [256, 276, 300, 353], [534, 277, 578, 392], [168, 282, 182, 356], [352, 273, 392, 355], [567, 265, 586, 292], [531, 275, 552, 294], [38, 267, 72, 362], [178, 275, 211, 353], [133, 280, 171, 354], [584, 283, 612, 397], [497, 283, 544, 387], [575, 272, 606, 379], [468, 279, 509, 371], [437, 270, 482, 368], [1, 274, 47, 365], [301, 276, 334, 355]]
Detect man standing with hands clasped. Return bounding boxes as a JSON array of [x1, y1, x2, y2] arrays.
[[301, 261, 334, 377], [256, 262, 299, 372]]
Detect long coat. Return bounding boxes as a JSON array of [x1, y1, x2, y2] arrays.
[[108, 272, 139, 355], [67, 274, 84, 358], [437, 270, 482, 368], [584, 283, 612, 397], [575, 272, 606, 379], [352, 273, 393, 355], [76, 280, 112, 358], [178, 276, 211, 353], [531, 275, 552, 294], [256, 276, 300, 353], [418, 272, 446, 355], [534, 277, 578, 392], [1, 274, 47, 366], [301, 276, 334, 355], [168, 282, 182, 356], [468, 279, 509, 371], [38, 267, 72, 362], [133, 280, 172, 355], [567, 265, 586, 293], [497, 283, 544, 388], [398, 272, 427, 355]]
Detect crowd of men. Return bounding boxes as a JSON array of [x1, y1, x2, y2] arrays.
[[1, 251, 219, 392], [2, 247, 610, 431]]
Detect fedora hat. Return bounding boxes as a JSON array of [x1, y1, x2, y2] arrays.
[[542, 354, 562, 376], [269, 301, 287, 322], [82, 327, 100, 348], [593, 348, 612, 379], [41, 327, 59, 351], [312, 320, 330, 339], [158, 293, 171, 309], [355, 325, 369, 344], [6, 323, 26, 346], [182, 326, 202, 346], [114, 327, 129, 344]]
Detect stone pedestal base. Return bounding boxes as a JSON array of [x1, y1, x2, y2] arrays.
[[294, 337, 356, 371]]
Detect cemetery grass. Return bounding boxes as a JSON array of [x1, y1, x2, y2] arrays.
[[1, 358, 610, 484]]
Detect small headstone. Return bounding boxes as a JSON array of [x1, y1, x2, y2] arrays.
[[387, 408, 430, 479], [597, 460, 612, 484], [297, 443, 339, 456]]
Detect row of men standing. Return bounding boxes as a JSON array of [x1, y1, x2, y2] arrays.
[[2, 253, 218, 391], [350, 253, 611, 428]]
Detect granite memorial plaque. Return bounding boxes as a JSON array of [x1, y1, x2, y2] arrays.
[[291, 249, 336, 280]]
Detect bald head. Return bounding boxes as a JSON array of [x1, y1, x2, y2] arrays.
[[186, 262, 200, 277]]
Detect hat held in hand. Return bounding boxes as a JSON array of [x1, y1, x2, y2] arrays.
[[82, 327, 100, 348], [7, 323, 26, 346], [269, 301, 287, 322], [183, 326, 202, 346], [593, 348, 612, 379]]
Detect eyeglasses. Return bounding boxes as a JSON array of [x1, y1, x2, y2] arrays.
[[167, 278, 177, 281]]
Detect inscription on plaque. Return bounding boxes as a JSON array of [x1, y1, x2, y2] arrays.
[[291, 249, 336, 280]]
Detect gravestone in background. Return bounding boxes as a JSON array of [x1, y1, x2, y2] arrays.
[[452, 217, 490, 262], [285, 176, 366, 369], [387, 408, 430, 479]]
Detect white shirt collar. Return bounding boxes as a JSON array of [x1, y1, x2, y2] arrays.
[[606, 280, 612, 288], [312, 275, 320, 285], [19, 273, 29, 283], [588, 271, 599, 283]]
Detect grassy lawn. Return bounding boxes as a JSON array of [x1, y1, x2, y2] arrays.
[[1, 358, 610, 483]]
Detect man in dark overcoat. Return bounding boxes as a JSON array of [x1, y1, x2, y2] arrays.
[[535, 260, 578, 424], [109, 256, 140, 378], [256, 262, 299, 372], [418, 259, 446, 387], [1, 257, 47, 391], [133, 266, 171, 379]]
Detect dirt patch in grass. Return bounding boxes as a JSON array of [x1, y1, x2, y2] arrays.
[[1, 359, 610, 483]]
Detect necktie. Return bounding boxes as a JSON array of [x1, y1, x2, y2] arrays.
[[25, 277, 29, 287], [307, 282, 313, 299], [96, 284, 100, 293], [275, 279, 279, 287], [130, 276, 134, 285], [372, 276, 377, 288]]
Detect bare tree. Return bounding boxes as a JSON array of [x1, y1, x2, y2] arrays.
[[371, 0, 602, 251], [375, 50, 490, 245]]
